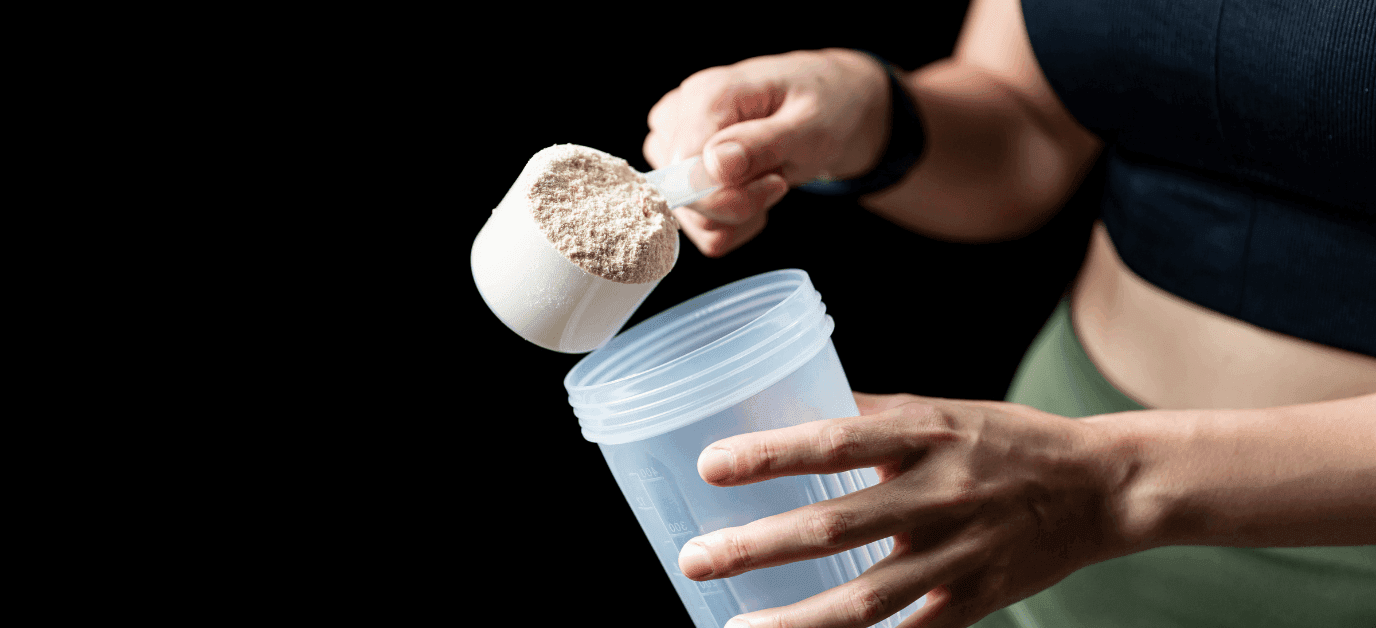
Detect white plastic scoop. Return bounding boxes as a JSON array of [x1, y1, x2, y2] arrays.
[[472, 152, 720, 353], [644, 155, 720, 210]]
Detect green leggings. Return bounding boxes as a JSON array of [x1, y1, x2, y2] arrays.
[[972, 300, 1376, 628]]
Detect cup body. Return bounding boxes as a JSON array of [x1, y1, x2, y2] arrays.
[[567, 270, 921, 628]]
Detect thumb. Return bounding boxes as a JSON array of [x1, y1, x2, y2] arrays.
[[702, 97, 814, 187]]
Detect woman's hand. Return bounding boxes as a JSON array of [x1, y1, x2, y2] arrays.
[[677, 392, 1127, 628], [644, 49, 891, 257]]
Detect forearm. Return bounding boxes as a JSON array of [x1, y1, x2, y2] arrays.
[[1085, 393, 1376, 555]]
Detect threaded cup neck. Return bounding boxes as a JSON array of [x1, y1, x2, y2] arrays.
[[566, 269, 833, 445]]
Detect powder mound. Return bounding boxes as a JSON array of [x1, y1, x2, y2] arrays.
[[518, 144, 678, 284]]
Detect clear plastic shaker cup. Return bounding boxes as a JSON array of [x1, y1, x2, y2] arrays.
[[472, 153, 717, 353], [566, 270, 925, 628]]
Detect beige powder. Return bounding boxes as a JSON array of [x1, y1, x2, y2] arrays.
[[516, 144, 678, 284]]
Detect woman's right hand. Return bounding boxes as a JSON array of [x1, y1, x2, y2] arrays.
[[644, 49, 892, 257]]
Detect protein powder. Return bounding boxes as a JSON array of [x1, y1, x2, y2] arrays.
[[471, 144, 681, 353]]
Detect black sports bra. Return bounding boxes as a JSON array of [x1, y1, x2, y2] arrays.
[[1022, 0, 1376, 356]]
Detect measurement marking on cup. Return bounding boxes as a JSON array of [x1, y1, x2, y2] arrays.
[[626, 472, 655, 510], [634, 454, 740, 623], [636, 464, 696, 548]]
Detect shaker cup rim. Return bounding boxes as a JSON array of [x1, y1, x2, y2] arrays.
[[566, 269, 836, 445]]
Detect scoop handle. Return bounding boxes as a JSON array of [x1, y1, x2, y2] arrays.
[[644, 156, 720, 209]]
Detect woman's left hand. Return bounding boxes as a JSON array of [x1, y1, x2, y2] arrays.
[[677, 392, 1129, 628]]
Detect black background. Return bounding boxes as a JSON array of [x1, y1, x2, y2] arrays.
[[451, 8, 1102, 624]]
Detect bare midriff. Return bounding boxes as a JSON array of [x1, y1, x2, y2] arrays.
[[1070, 221, 1376, 410]]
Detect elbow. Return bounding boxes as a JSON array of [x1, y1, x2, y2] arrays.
[[952, 121, 1100, 242]]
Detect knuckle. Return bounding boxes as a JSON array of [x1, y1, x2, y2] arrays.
[[784, 49, 826, 69], [682, 66, 726, 87], [685, 69, 731, 95], [642, 135, 661, 165], [842, 580, 891, 624], [747, 438, 784, 476], [719, 531, 757, 573], [678, 69, 713, 94], [820, 422, 863, 467], [902, 402, 962, 438], [802, 505, 851, 549], [707, 87, 741, 123], [676, 68, 740, 123], [647, 92, 673, 128], [943, 474, 982, 511]]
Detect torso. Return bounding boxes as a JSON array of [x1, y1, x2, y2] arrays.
[[951, 0, 1376, 410], [1071, 221, 1376, 410]]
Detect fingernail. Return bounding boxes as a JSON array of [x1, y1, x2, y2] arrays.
[[697, 446, 734, 483], [679, 541, 713, 578], [724, 618, 750, 628], [710, 142, 747, 182]]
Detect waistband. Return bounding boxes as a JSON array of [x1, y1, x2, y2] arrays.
[[1005, 299, 1145, 417]]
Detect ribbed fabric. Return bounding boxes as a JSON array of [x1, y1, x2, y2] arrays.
[[1022, 0, 1375, 356], [1004, 300, 1145, 418], [1101, 148, 1376, 356], [1214, 0, 1376, 211]]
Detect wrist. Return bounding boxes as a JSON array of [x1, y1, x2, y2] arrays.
[[800, 50, 922, 197], [1079, 411, 1178, 558], [826, 49, 891, 179]]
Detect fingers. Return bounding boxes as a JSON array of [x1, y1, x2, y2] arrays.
[[679, 487, 916, 581], [644, 55, 839, 258], [644, 65, 785, 175], [720, 573, 923, 628], [645, 79, 718, 170], [674, 206, 767, 259], [697, 512, 1017, 628], [854, 392, 1011, 418], [703, 94, 819, 187], [685, 171, 788, 225], [697, 410, 936, 486], [895, 585, 952, 628], [712, 539, 969, 628], [645, 76, 794, 257], [673, 172, 787, 257]]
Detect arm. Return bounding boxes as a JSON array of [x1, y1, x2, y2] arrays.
[[642, 0, 1103, 255], [676, 392, 1376, 628], [1090, 393, 1376, 551], [861, 0, 1103, 242]]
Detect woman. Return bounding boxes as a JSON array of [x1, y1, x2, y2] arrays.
[[641, 0, 1375, 626]]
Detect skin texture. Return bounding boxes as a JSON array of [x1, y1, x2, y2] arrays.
[[679, 393, 1120, 628], [1072, 221, 1376, 411], [677, 392, 1376, 628], [644, 49, 889, 257], [643, 0, 1100, 253], [642, 0, 1376, 626]]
